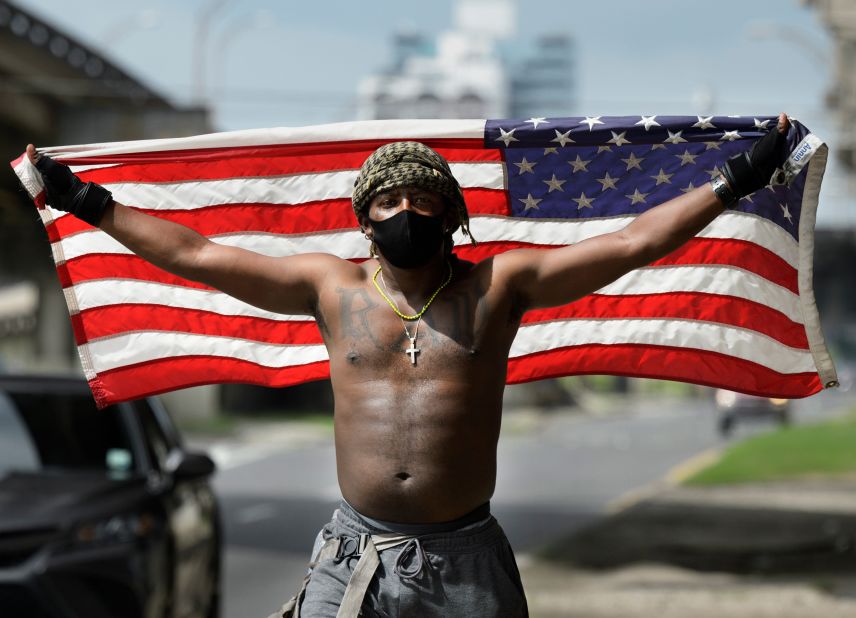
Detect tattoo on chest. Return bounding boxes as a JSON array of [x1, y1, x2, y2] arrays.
[[332, 280, 493, 356], [335, 286, 393, 350]]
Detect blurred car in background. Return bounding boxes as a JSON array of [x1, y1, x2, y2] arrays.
[[714, 388, 791, 436], [0, 374, 221, 618]]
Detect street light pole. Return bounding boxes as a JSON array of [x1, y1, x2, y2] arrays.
[[192, 0, 230, 104]]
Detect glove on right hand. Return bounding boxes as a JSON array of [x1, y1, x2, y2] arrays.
[[34, 153, 112, 226]]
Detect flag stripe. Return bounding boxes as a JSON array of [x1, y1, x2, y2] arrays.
[[80, 317, 812, 377], [51, 211, 799, 272], [91, 357, 332, 408], [56, 235, 797, 297], [47, 188, 512, 239], [61, 262, 804, 328], [506, 345, 822, 399], [73, 144, 503, 184], [71, 290, 808, 351]]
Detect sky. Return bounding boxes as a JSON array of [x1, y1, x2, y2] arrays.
[[13, 0, 853, 225]]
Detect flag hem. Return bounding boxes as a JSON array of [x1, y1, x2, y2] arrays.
[[795, 137, 837, 388]]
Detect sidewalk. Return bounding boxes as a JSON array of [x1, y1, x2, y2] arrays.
[[520, 477, 856, 618]]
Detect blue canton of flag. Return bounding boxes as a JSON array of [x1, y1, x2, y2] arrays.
[[485, 116, 804, 240]]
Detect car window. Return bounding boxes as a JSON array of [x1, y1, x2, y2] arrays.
[[0, 392, 39, 472], [132, 400, 174, 471], [0, 389, 136, 476]]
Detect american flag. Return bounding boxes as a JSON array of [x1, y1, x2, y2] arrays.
[[11, 115, 837, 408]]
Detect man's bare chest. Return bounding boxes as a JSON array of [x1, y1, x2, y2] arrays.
[[316, 278, 516, 374]]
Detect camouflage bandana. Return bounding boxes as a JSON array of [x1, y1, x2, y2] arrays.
[[352, 141, 475, 243]]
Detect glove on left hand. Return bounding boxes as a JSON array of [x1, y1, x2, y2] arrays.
[[34, 153, 112, 226]]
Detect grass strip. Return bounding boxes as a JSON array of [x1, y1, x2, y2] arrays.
[[685, 411, 856, 485]]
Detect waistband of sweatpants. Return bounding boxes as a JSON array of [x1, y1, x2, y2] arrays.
[[332, 500, 503, 552]]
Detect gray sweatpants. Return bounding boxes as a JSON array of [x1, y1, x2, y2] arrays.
[[294, 501, 529, 617]]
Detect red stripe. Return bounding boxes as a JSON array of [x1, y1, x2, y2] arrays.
[[72, 304, 323, 346], [86, 341, 821, 409], [522, 292, 808, 349], [89, 357, 331, 409], [65, 289, 806, 352], [58, 138, 490, 168], [506, 344, 822, 399], [49, 188, 510, 239], [57, 235, 795, 305], [76, 143, 500, 184]]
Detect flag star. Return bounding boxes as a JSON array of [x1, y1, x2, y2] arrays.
[[705, 167, 721, 179], [513, 157, 537, 174], [543, 174, 567, 192], [650, 168, 674, 185], [754, 118, 771, 130], [780, 203, 793, 223], [551, 129, 575, 147], [596, 172, 619, 191], [496, 127, 518, 147], [703, 141, 721, 150], [693, 116, 717, 130], [742, 193, 754, 204], [519, 193, 542, 211], [580, 116, 604, 131], [626, 188, 649, 205], [635, 115, 660, 131], [650, 143, 667, 150], [621, 152, 645, 171], [568, 155, 592, 173], [608, 131, 631, 147], [597, 145, 613, 153], [721, 130, 741, 141], [675, 149, 699, 166], [573, 192, 595, 210], [680, 181, 697, 193], [527, 117, 549, 129], [543, 147, 559, 155], [664, 130, 687, 144]]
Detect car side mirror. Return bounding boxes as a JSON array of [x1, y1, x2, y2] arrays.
[[169, 451, 216, 481]]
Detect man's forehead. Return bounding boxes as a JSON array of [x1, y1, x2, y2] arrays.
[[373, 186, 444, 198]]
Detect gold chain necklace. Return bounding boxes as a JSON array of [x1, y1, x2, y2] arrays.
[[372, 261, 453, 366], [371, 261, 453, 321]]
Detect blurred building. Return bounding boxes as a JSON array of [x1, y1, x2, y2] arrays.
[[805, 0, 856, 170], [0, 0, 211, 372], [357, 0, 575, 120]]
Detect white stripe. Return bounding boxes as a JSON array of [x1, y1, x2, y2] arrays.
[[71, 279, 307, 321], [82, 332, 328, 374], [40, 163, 502, 211], [469, 212, 799, 270], [13, 156, 44, 200], [600, 266, 802, 324], [509, 319, 815, 375], [65, 261, 800, 328], [39, 119, 487, 159], [82, 316, 811, 376], [69, 163, 122, 173], [55, 210, 799, 271]]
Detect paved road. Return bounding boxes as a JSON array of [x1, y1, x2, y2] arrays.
[[209, 388, 855, 617]]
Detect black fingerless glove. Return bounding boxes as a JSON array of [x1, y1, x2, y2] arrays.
[[719, 125, 789, 203], [34, 154, 113, 226]]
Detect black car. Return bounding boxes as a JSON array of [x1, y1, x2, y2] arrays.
[[714, 387, 791, 436], [0, 374, 221, 618]]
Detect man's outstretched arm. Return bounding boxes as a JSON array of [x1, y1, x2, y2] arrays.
[[497, 113, 790, 310], [26, 145, 334, 316]]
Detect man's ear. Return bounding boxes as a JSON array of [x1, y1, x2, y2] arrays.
[[358, 214, 371, 236]]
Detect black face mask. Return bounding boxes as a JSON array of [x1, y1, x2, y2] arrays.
[[369, 210, 444, 269]]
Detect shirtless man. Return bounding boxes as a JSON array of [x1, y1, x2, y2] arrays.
[[26, 113, 789, 617]]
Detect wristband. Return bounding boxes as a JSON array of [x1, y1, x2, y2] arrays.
[[710, 175, 737, 209]]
